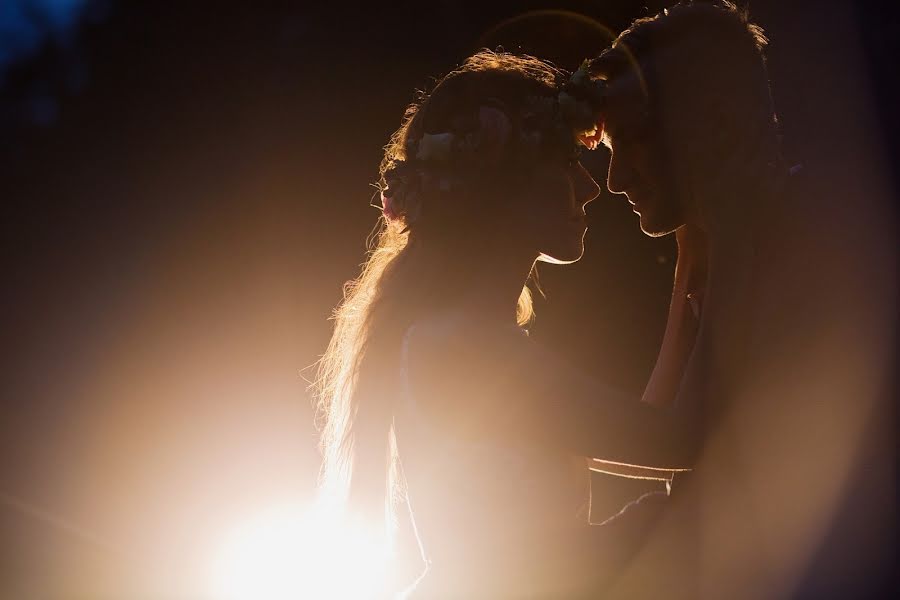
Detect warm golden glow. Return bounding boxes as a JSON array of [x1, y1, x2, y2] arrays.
[[209, 497, 391, 600]]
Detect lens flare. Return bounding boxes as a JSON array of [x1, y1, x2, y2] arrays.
[[209, 498, 391, 600]]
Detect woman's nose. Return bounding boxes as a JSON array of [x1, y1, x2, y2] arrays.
[[573, 162, 601, 206]]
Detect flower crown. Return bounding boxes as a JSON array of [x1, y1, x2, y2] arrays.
[[379, 61, 606, 225]]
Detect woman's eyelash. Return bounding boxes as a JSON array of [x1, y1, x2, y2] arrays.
[[600, 130, 614, 149]]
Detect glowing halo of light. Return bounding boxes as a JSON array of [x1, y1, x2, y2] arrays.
[[477, 9, 618, 55], [208, 498, 391, 600], [477, 9, 649, 104]]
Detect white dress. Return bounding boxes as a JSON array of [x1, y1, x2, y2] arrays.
[[393, 324, 594, 597]]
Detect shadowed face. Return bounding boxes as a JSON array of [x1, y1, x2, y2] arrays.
[[523, 159, 601, 264], [602, 69, 688, 237]]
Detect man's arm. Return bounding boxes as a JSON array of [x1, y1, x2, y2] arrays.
[[597, 225, 707, 482], [643, 225, 708, 408]]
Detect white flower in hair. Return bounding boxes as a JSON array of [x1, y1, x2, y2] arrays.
[[416, 132, 455, 162]]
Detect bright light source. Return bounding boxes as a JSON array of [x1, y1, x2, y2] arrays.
[[209, 498, 391, 600]]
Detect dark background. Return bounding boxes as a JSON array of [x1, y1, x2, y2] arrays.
[[1, 0, 896, 597]]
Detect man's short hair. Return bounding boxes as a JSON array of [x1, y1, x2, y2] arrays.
[[591, 0, 774, 122]]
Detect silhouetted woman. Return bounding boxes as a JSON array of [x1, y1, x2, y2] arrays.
[[315, 51, 698, 599]]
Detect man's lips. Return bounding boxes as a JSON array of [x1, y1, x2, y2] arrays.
[[570, 213, 588, 225], [625, 188, 650, 209]]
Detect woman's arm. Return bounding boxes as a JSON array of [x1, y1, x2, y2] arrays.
[[407, 312, 702, 470], [588, 458, 683, 481]]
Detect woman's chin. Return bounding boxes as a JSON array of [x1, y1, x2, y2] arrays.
[[537, 245, 584, 265]]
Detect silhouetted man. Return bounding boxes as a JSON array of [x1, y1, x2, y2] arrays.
[[591, 2, 895, 597]]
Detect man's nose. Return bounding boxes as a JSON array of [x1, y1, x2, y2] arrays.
[[573, 162, 601, 206], [606, 152, 634, 195]]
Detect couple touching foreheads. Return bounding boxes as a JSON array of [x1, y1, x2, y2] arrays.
[[316, 2, 808, 598]]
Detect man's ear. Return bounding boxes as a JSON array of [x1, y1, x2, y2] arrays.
[[707, 99, 738, 155]]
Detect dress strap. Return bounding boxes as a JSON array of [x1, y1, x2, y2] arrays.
[[398, 324, 417, 413], [393, 324, 432, 579]]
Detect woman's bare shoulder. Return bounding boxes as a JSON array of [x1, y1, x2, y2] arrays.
[[404, 311, 533, 417], [403, 311, 695, 465], [407, 309, 529, 360]]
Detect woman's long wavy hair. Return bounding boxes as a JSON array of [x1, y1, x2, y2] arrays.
[[314, 50, 565, 541]]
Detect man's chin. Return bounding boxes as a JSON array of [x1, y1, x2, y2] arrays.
[[638, 213, 681, 238]]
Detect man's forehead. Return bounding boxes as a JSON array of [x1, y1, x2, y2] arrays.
[[602, 70, 649, 124]]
